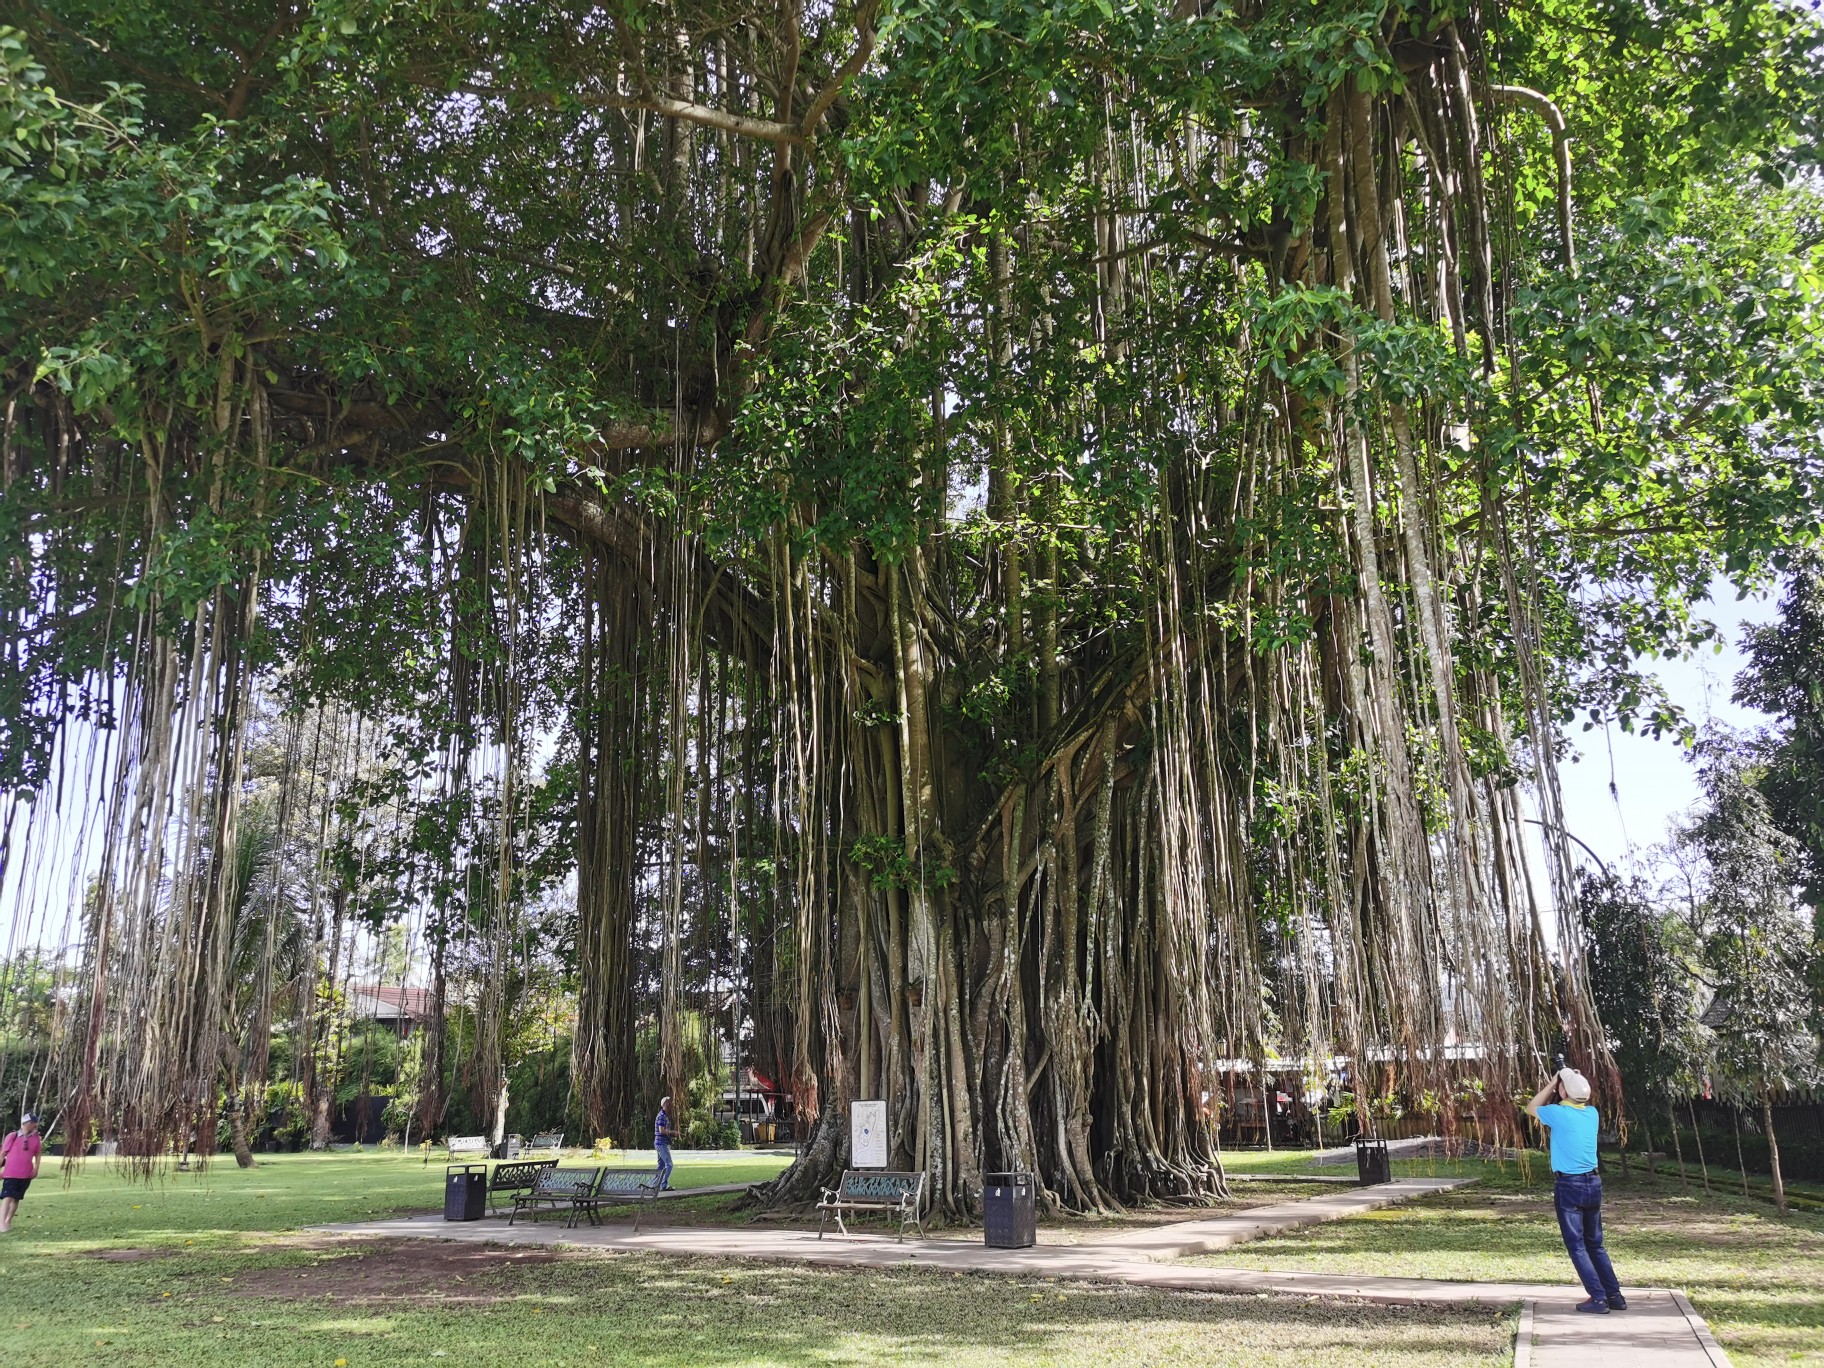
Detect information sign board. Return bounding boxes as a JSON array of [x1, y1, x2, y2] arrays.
[[851, 1099, 887, 1169]]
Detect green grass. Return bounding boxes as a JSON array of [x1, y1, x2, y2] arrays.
[[0, 1150, 792, 1247], [0, 1150, 1517, 1366], [0, 1244, 1517, 1367], [1189, 1156, 1824, 1367]]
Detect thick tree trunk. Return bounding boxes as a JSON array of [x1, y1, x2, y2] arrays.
[[572, 558, 645, 1143], [310, 1089, 333, 1152], [491, 1077, 511, 1152], [230, 1096, 255, 1169], [229, 1079, 255, 1167]]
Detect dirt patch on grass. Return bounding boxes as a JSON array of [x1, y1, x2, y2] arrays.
[[220, 1238, 570, 1304], [84, 1246, 181, 1263]]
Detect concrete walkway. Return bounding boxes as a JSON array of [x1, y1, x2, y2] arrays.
[[311, 1178, 1730, 1365], [1305, 1135, 1449, 1165], [1521, 1294, 1729, 1367], [1305, 1135, 1528, 1166], [1088, 1177, 1468, 1260], [655, 1182, 752, 1198]]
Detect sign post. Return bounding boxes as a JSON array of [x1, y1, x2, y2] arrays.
[[850, 1099, 887, 1169]]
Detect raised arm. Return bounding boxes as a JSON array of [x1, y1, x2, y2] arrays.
[[1525, 1075, 1561, 1120]]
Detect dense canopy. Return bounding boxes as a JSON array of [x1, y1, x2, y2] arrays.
[[2, 0, 1822, 1208]]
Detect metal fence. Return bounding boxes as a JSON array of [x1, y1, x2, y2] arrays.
[[1678, 1097, 1824, 1182]]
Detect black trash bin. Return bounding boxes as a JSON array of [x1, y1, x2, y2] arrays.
[[1355, 1138, 1390, 1186], [445, 1163, 488, 1221], [984, 1172, 1036, 1249]]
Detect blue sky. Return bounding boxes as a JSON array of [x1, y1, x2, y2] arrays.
[[1554, 587, 1780, 875]]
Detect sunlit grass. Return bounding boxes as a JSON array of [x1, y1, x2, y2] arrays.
[[1190, 1158, 1824, 1367], [0, 1148, 1517, 1366], [0, 1148, 790, 1252], [2, 1242, 1517, 1367]]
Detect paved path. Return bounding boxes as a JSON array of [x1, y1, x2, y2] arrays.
[[1306, 1135, 1448, 1165], [1305, 1135, 1528, 1166], [656, 1182, 751, 1198], [1521, 1293, 1729, 1367], [1088, 1177, 1468, 1260], [312, 1178, 1730, 1364]]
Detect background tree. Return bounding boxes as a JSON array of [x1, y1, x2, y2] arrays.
[[0, 951, 64, 1128], [1681, 734, 1821, 1213], [1736, 554, 1824, 923], [1578, 869, 1703, 1171]]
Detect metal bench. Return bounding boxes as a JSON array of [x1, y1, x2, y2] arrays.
[[509, 1166, 604, 1227], [816, 1169, 927, 1240], [526, 1131, 565, 1156], [429, 1134, 490, 1166], [577, 1168, 663, 1232], [485, 1158, 557, 1215]]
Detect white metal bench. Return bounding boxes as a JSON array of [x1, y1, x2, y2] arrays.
[[437, 1135, 489, 1165], [817, 1169, 927, 1240]]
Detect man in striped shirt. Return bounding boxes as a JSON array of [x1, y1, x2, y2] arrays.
[[654, 1097, 676, 1191]]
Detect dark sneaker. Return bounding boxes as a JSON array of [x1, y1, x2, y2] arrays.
[[1608, 1295, 1628, 1311], [1576, 1299, 1610, 1314]]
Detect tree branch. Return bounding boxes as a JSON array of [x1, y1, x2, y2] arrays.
[[593, 89, 805, 146], [1492, 85, 1577, 276], [799, 0, 881, 139], [449, 80, 805, 145], [588, 409, 729, 451]]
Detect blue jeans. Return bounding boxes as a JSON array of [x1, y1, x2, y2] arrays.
[[1554, 1173, 1622, 1303], [655, 1140, 673, 1190]]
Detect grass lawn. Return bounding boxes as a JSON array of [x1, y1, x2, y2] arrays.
[[1189, 1156, 1824, 1367], [0, 1149, 792, 1247], [0, 1149, 1516, 1367]]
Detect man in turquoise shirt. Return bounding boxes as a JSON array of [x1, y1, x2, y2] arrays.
[[1526, 1067, 1628, 1313]]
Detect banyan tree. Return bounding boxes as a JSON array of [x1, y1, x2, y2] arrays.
[[2, 1, 1821, 1210]]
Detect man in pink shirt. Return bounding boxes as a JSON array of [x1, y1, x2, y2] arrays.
[[1, 1112, 44, 1233]]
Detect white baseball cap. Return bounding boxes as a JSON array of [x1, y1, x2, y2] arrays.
[[1557, 1069, 1591, 1102]]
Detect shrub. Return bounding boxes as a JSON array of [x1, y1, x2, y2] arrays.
[[682, 1116, 740, 1150]]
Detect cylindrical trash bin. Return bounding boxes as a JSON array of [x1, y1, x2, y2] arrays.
[[445, 1163, 488, 1221], [984, 1171, 1036, 1249], [1355, 1138, 1390, 1186]]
